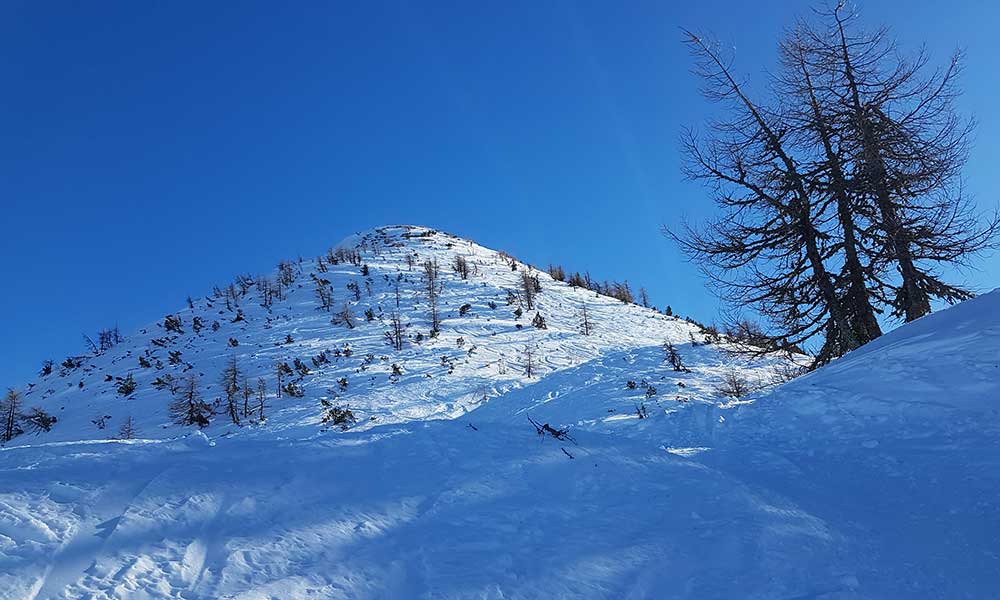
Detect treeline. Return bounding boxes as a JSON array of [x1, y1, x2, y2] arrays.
[[672, 6, 997, 367], [546, 264, 666, 314]]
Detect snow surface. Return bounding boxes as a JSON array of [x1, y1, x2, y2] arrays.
[[1, 226, 997, 598]]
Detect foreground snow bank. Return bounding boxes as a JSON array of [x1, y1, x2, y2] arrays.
[[2, 423, 855, 599], [709, 289, 1000, 598], [4, 290, 1000, 598]]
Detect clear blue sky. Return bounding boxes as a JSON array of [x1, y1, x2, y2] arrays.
[[2, 1, 997, 387]]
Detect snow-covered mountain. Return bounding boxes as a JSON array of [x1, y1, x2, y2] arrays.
[[4, 225, 787, 446], [2, 225, 997, 599]]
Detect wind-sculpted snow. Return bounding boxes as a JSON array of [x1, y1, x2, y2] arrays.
[[2, 227, 997, 598], [2, 424, 857, 600]]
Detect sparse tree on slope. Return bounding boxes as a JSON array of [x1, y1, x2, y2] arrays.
[[717, 368, 751, 400], [579, 306, 593, 336], [169, 375, 211, 428], [453, 255, 471, 280], [422, 259, 443, 334], [21, 407, 56, 435], [315, 280, 334, 312], [523, 345, 536, 379], [221, 356, 242, 425], [338, 303, 355, 329], [242, 376, 253, 419], [119, 415, 137, 440], [257, 377, 267, 420], [385, 311, 405, 351], [520, 270, 540, 310], [2, 389, 22, 443], [664, 341, 691, 373]]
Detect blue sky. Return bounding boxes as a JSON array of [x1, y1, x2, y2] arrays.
[[2, 1, 997, 387]]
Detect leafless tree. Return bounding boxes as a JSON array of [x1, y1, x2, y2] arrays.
[[722, 318, 778, 352], [82, 333, 98, 354], [118, 415, 137, 440], [21, 407, 56, 435], [235, 274, 255, 296], [346, 281, 361, 301], [579, 305, 593, 336], [671, 10, 997, 368], [169, 375, 211, 427], [315, 280, 334, 311], [278, 260, 297, 286], [242, 376, 253, 419], [385, 311, 405, 351], [520, 270, 539, 310], [663, 341, 687, 372], [792, 6, 997, 322], [275, 362, 285, 399], [716, 368, 751, 399], [547, 264, 566, 281], [523, 345, 536, 378], [221, 355, 242, 425], [96, 326, 123, 353], [338, 303, 355, 329], [453, 255, 471, 279], [776, 28, 884, 346], [257, 276, 274, 307], [257, 377, 267, 420], [2, 389, 21, 443], [612, 281, 633, 304], [422, 259, 443, 334], [670, 29, 865, 366], [224, 283, 239, 311]]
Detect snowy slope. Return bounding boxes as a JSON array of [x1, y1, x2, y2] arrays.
[[707, 289, 1000, 598], [7, 225, 781, 446], [2, 226, 997, 599]]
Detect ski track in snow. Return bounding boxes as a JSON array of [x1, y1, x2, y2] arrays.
[[2, 225, 998, 599]]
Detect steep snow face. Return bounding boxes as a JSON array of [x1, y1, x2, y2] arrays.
[[7, 225, 785, 446]]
